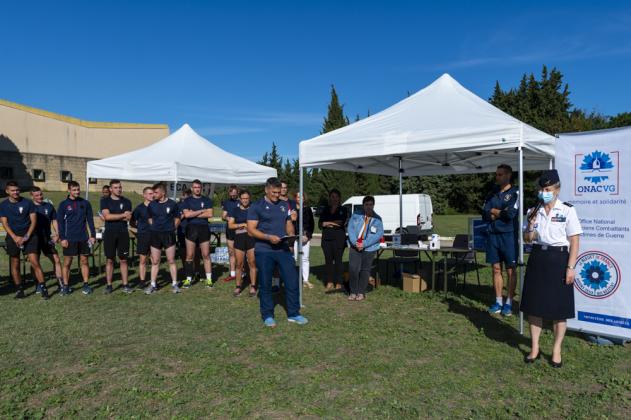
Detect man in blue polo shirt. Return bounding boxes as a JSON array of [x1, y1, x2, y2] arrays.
[[30, 186, 63, 290], [180, 179, 214, 288], [482, 164, 519, 316], [100, 179, 133, 294], [57, 181, 96, 296], [131, 186, 154, 289], [247, 177, 307, 327], [0, 181, 48, 299]]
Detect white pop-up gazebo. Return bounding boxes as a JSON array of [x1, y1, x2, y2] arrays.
[[87, 123, 277, 193], [298, 73, 556, 332]]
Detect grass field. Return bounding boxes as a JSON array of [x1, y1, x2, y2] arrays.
[[0, 215, 629, 418]]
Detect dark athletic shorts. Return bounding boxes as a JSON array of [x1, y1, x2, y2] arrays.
[[5, 234, 39, 257], [136, 232, 151, 256], [234, 232, 255, 252], [103, 230, 130, 259], [151, 231, 176, 250], [485, 232, 517, 267], [226, 228, 236, 241], [185, 224, 210, 244], [37, 235, 57, 256], [63, 240, 91, 257]]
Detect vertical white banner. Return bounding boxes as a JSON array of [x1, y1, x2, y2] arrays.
[[556, 127, 631, 339]]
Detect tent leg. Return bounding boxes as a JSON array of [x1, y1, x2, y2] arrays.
[[399, 157, 403, 232], [299, 167, 304, 308], [518, 148, 525, 335], [85, 173, 90, 200], [173, 181, 178, 200]]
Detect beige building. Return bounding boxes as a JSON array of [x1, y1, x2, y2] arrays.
[[0, 99, 169, 194]]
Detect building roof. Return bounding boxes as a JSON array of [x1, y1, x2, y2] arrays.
[[0, 98, 168, 129]]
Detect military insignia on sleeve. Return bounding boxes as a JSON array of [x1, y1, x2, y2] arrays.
[[504, 194, 512, 202]]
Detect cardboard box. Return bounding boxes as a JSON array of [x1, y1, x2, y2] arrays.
[[402, 273, 427, 293]]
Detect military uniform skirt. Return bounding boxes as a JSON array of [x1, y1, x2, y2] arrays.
[[521, 245, 575, 320]]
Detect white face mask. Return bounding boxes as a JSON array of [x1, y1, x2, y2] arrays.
[[538, 191, 555, 204]]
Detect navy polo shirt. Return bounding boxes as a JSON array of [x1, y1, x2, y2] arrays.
[[180, 195, 213, 226], [132, 203, 151, 234], [482, 185, 519, 233], [148, 199, 178, 232], [34, 201, 56, 238], [247, 197, 291, 252], [100, 196, 132, 233], [0, 197, 35, 236], [222, 198, 239, 216]]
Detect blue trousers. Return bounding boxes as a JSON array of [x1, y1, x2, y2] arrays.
[[255, 250, 301, 320]]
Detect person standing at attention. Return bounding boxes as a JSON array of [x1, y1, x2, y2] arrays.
[[482, 164, 519, 316]]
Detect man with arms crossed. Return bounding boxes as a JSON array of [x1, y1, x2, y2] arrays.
[[180, 179, 214, 288], [0, 181, 48, 299], [247, 177, 307, 327], [482, 164, 519, 316], [100, 179, 133, 294], [145, 183, 181, 294], [57, 181, 96, 296]]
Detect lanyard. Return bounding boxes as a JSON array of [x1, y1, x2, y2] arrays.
[[358, 216, 371, 240]]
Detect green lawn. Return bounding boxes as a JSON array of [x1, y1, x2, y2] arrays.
[[0, 215, 629, 418]]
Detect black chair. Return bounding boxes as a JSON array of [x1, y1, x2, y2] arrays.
[[444, 234, 480, 287], [384, 233, 422, 285]]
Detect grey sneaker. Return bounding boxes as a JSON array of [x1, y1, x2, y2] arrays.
[[122, 285, 133, 294], [82, 283, 93, 295], [171, 284, 181, 294], [144, 284, 158, 295], [104, 285, 113, 294]]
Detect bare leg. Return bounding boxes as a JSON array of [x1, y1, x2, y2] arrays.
[[227, 239, 235, 276], [27, 254, 46, 284], [234, 249, 245, 289], [79, 255, 90, 283], [528, 315, 543, 358], [62, 256, 73, 286], [10, 256, 22, 287], [199, 241, 211, 277], [138, 254, 147, 282], [48, 252, 62, 280], [120, 258, 128, 285], [106, 258, 114, 285], [492, 263, 504, 300], [150, 247, 162, 285], [552, 320, 567, 364], [165, 245, 177, 284], [247, 248, 257, 287]]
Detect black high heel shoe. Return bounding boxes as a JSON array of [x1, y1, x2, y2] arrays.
[[524, 352, 540, 364], [551, 359, 563, 368]]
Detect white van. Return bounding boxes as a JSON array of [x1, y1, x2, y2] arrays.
[[342, 194, 433, 234]]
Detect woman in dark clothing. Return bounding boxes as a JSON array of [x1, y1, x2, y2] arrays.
[[293, 191, 315, 288], [318, 189, 348, 291]]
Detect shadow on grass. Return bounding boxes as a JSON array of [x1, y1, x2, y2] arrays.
[[445, 297, 530, 354]]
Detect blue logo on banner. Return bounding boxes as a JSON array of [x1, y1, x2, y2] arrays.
[[575, 150, 619, 195], [580, 150, 614, 184], [575, 251, 621, 299]]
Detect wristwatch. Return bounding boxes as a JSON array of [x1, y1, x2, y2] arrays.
[[567, 265, 575, 270]]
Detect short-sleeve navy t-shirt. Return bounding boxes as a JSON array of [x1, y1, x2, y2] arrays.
[[100, 196, 132, 232], [148, 199, 179, 232], [132, 203, 150, 234], [222, 198, 239, 215], [34, 201, 56, 238], [180, 195, 213, 226], [247, 198, 291, 252], [229, 205, 249, 224], [0, 197, 35, 236]]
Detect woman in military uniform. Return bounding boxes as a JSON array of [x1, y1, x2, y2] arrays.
[[522, 169, 582, 368]]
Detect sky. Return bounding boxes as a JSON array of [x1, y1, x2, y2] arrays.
[[1, 0, 630, 162]]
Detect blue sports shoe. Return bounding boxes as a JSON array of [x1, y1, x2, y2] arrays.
[[501, 303, 513, 317], [487, 302, 502, 314], [287, 315, 309, 325], [263, 317, 277, 328], [82, 283, 93, 295]]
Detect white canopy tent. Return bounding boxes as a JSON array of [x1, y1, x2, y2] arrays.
[[298, 73, 556, 332], [87, 123, 277, 193]]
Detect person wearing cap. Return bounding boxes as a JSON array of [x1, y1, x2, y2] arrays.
[[482, 164, 519, 316], [522, 169, 582, 368]]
